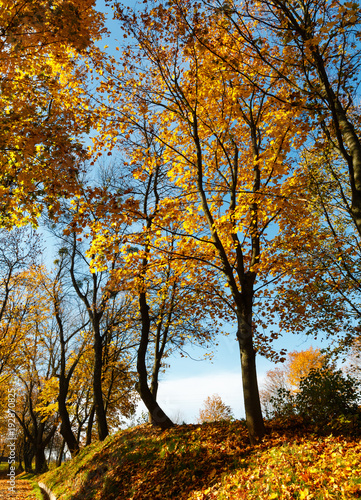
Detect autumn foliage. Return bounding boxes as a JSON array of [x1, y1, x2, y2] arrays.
[[198, 394, 234, 423], [3, 0, 361, 475], [0, 0, 105, 226], [38, 421, 361, 499]]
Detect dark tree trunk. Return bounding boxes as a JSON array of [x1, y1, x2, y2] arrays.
[[23, 443, 33, 473], [33, 424, 56, 473], [190, 106, 266, 444], [148, 339, 161, 423], [150, 355, 160, 400], [24, 453, 33, 473], [237, 274, 265, 444], [56, 439, 66, 468], [93, 325, 108, 441], [148, 295, 173, 423], [137, 292, 173, 430], [86, 405, 96, 446], [69, 233, 109, 442], [237, 320, 265, 444], [58, 402, 79, 457], [58, 382, 79, 457], [34, 446, 48, 474], [54, 286, 81, 458]]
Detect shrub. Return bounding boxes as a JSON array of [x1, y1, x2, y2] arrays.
[[295, 368, 360, 429], [269, 387, 296, 421], [268, 367, 361, 433]]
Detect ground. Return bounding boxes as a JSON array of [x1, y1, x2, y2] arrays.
[[0, 469, 37, 499]]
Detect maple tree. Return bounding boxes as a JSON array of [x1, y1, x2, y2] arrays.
[[154, 0, 361, 357], [286, 347, 327, 390], [0, 254, 50, 472], [183, 0, 361, 236], [67, 231, 121, 440], [0, 227, 40, 379], [9, 268, 59, 473], [49, 221, 139, 441], [15, 374, 58, 474], [146, 252, 216, 406], [0, 237, 138, 467], [0, 0, 106, 227], [3, 0, 361, 464], [198, 394, 234, 423], [261, 147, 361, 351], [85, 136, 221, 429], [89, 0, 310, 443], [34, 258, 88, 458]]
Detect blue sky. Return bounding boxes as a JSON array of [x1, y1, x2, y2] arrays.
[[151, 330, 324, 423]]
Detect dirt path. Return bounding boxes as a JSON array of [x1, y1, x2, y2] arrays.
[[0, 478, 38, 499]]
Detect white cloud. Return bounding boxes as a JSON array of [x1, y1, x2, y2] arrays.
[[130, 369, 271, 426], [155, 371, 246, 423]]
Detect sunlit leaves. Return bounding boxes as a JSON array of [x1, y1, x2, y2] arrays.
[[0, 0, 106, 227], [40, 420, 361, 499]]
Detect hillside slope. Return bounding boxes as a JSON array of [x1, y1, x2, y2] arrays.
[[39, 421, 361, 499]]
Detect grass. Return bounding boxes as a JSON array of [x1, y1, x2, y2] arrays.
[[17, 471, 45, 500], [37, 420, 361, 499]]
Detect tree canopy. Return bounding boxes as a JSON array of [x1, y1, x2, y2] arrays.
[[1, 0, 361, 460]]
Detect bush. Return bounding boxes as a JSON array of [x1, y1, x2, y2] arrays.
[[268, 367, 361, 433], [269, 387, 296, 421], [295, 368, 360, 429]]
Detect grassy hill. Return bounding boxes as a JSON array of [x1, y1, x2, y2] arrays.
[[38, 420, 361, 499]]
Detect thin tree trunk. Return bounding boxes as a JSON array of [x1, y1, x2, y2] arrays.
[[34, 446, 48, 474], [93, 326, 109, 441], [58, 371, 79, 456], [56, 439, 66, 468], [137, 292, 173, 430], [23, 439, 33, 473], [54, 286, 82, 457], [58, 399, 79, 457], [86, 405, 96, 446], [148, 358, 161, 424]]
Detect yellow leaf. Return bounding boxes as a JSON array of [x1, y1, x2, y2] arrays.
[[300, 488, 309, 499]]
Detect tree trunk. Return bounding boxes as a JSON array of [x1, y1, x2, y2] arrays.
[[56, 439, 66, 468], [23, 441, 34, 473], [150, 354, 161, 400], [137, 292, 173, 430], [34, 447, 47, 474], [86, 404, 96, 446], [58, 405, 79, 457], [34, 424, 56, 473], [237, 319, 265, 444], [55, 290, 81, 458], [24, 452, 33, 473], [93, 325, 109, 441], [148, 347, 161, 423], [58, 385, 79, 457]]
